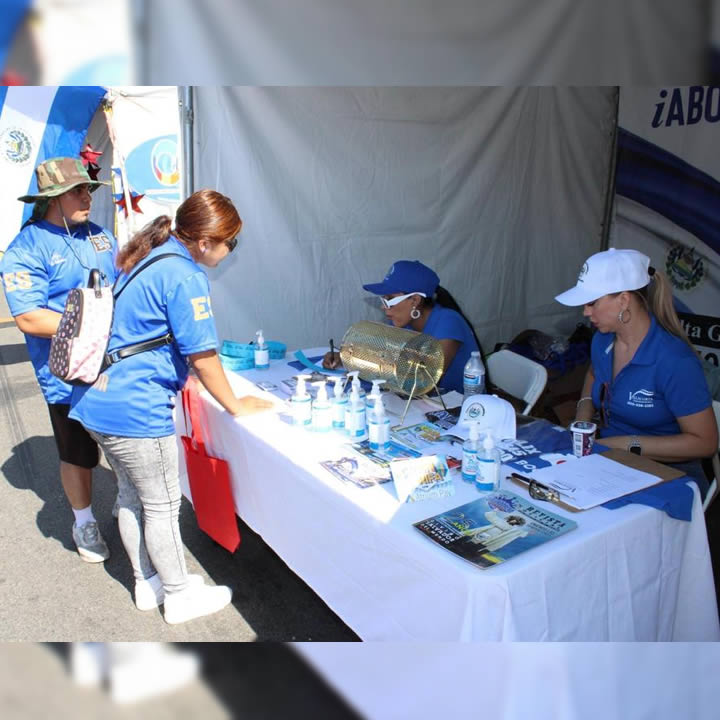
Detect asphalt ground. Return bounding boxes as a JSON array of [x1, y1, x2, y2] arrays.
[[0, 290, 358, 642]]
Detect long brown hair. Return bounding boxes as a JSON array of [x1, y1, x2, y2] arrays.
[[116, 189, 242, 273]]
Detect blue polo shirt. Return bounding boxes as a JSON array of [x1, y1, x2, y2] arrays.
[[591, 314, 711, 438], [419, 305, 479, 393], [0, 220, 118, 404], [69, 236, 219, 438]]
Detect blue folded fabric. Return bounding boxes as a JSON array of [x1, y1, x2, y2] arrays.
[[602, 476, 694, 521]]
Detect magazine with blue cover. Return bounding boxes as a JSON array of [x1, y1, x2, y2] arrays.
[[414, 489, 577, 568]]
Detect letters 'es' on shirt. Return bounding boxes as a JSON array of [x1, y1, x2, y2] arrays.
[[0, 220, 118, 404], [70, 236, 218, 438], [591, 314, 711, 439], [418, 305, 479, 393]]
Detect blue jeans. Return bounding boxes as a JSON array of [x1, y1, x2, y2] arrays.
[[89, 432, 189, 594]]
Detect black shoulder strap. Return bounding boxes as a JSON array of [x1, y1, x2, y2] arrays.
[[113, 252, 187, 301]]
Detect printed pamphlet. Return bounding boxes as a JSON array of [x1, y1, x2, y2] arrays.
[[390, 455, 454, 503], [414, 489, 577, 568]]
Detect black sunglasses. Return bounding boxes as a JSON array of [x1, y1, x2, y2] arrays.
[[224, 236, 238, 252]]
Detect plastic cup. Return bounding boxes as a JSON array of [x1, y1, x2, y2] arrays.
[[570, 421, 596, 457]]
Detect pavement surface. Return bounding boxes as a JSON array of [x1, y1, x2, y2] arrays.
[[0, 290, 358, 642]]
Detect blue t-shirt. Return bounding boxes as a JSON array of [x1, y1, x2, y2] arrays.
[[69, 236, 219, 438], [419, 305, 479, 393], [0, 220, 118, 404], [591, 314, 711, 439]]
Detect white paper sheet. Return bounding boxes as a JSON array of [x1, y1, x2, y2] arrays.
[[529, 453, 665, 510]]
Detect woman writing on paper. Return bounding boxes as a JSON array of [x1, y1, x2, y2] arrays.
[[555, 248, 717, 498], [324, 260, 482, 393], [70, 190, 272, 624]]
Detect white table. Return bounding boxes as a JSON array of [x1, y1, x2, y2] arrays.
[[176, 349, 720, 641]]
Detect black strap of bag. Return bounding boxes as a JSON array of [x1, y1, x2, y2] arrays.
[[100, 252, 187, 371]]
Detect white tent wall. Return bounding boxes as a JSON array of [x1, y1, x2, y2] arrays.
[[191, 86, 616, 353], [143, 0, 708, 84]]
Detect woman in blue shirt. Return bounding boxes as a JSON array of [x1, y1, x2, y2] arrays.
[[70, 189, 272, 624], [325, 260, 482, 393], [556, 248, 717, 497]]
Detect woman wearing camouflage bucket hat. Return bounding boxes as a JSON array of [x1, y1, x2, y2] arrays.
[[0, 157, 117, 563]]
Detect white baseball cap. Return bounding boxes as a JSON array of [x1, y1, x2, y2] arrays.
[[554, 248, 651, 306], [458, 394, 516, 440]]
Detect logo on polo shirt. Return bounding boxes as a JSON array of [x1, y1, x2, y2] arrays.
[[627, 389, 655, 408], [666, 244, 704, 291]]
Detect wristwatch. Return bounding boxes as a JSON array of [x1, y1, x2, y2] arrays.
[[628, 437, 642, 455]]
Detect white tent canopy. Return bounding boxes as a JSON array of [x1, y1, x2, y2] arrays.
[[188, 86, 617, 352]]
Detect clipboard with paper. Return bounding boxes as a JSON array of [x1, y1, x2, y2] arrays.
[[509, 449, 685, 512]]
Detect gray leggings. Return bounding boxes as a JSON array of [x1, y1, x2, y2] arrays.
[[89, 431, 188, 594]]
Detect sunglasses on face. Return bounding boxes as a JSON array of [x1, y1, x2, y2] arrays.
[[380, 292, 426, 309], [224, 236, 238, 252]]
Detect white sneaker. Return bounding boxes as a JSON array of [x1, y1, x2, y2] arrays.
[[163, 583, 233, 625], [109, 645, 200, 704], [72, 520, 110, 563], [134, 573, 204, 611], [70, 642, 107, 688]]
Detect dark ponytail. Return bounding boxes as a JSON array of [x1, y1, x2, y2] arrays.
[[423, 286, 484, 356], [116, 215, 172, 273]]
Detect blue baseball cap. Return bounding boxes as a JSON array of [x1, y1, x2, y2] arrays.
[[362, 260, 440, 297]]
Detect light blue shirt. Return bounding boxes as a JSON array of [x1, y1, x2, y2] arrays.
[[0, 219, 118, 403], [70, 236, 219, 437]]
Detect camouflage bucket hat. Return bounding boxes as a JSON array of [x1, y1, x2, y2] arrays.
[[17, 157, 109, 203]]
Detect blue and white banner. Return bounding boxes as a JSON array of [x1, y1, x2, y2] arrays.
[[0, 0, 30, 73], [613, 87, 720, 346], [0, 85, 106, 252]]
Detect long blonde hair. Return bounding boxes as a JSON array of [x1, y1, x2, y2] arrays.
[[630, 269, 691, 346]]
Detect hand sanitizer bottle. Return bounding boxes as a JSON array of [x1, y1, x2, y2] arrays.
[[290, 374, 312, 427], [461, 422, 480, 483], [330, 376, 348, 429], [345, 371, 367, 441], [366, 379, 385, 412], [476, 432, 500, 492], [311, 381, 332, 432], [254, 329, 269, 370], [368, 390, 391, 450]]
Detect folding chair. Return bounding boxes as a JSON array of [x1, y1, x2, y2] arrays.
[[486, 349, 548, 416], [703, 400, 720, 512]]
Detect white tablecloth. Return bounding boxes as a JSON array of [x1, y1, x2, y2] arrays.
[[175, 350, 720, 641]]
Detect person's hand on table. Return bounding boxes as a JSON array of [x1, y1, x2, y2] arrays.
[[232, 395, 274, 417], [322, 351, 343, 370]]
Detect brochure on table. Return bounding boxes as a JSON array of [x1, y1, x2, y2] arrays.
[[414, 489, 577, 568]]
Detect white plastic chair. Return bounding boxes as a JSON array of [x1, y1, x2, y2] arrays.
[[703, 400, 720, 512], [486, 349, 548, 416]]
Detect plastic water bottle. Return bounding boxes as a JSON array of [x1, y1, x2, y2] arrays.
[[330, 376, 348, 429], [368, 392, 390, 450], [290, 374, 312, 427], [476, 433, 500, 492], [254, 329, 269, 370], [345, 372, 367, 441], [461, 422, 480, 483], [311, 381, 332, 432], [463, 351, 485, 397]]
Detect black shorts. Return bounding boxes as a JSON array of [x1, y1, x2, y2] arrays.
[[47, 403, 99, 469]]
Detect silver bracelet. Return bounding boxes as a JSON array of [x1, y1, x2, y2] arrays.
[[576, 395, 593, 408]]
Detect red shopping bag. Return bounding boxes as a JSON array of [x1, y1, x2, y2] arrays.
[[180, 381, 241, 552]]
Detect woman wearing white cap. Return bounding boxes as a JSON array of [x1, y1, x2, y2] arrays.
[[555, 248, 717, 497]]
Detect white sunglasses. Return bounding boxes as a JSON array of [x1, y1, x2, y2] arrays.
[[380, 292, 426, 309]]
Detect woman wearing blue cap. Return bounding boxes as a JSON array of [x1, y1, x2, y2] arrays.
[[556, 248, 717, 497], [325, 260, 481, 393]]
